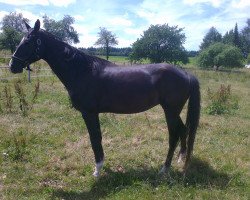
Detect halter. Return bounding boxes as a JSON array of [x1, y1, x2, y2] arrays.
[[11, 38, 42, 71]]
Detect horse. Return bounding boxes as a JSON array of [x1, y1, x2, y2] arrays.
[[9, 20, 200, 177]]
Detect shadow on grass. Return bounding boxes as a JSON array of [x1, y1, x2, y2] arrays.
[[52, 157, 231, 200]]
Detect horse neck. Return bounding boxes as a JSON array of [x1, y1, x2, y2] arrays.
[[40, 33, 115, 91], [41, 35, 84, 90]]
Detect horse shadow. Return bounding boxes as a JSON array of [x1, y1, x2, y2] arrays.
[[51, 157, 231, 200]]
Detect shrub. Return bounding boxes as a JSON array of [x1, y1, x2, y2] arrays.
[[205, 84, 239, 115], [197, 42, 244, 69]]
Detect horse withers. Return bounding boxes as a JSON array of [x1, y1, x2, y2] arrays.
[[9, 20, 200, 177]]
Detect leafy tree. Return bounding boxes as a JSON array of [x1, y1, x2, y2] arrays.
[[130, 24, 188, 64], [43, 15, 79, 44], [0, 12, 28, 53], [94, 27, 118, 60], [200, 27, 222, 50], [197, 42, 244, 69], [1, 12, 29, 33], [0, 27, 22, 53]]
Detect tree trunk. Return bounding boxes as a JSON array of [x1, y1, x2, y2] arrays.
[[106, 45, 109, 60]]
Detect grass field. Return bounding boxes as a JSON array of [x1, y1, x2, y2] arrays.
[[0, 58, 249, 199]]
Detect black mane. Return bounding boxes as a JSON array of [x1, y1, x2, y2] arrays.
[[39, 29, 115, 70]]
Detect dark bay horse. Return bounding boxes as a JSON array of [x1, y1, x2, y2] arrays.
[[9, 20, 200, 177]]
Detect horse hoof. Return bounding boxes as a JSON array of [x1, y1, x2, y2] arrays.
[[159, 165, 169, 174]]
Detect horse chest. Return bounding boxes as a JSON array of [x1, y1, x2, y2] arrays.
[[69, 86, 100, 112]]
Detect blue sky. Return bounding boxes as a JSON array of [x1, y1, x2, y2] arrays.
[[0, 0, 249, 50]]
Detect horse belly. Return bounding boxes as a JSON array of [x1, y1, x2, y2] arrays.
[[99, 86, 159, 114]]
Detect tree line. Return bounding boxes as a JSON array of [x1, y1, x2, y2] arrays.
[[0, 11, 249, 68]]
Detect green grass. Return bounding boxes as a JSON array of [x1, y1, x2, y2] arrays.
[[0, 65, 249, 199], [99, 56, 131, 65]]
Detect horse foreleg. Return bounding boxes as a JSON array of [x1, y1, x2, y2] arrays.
[[82, 112, 104, 177]]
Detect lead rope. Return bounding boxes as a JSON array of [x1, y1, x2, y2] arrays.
[[26, 65, 32, 83]]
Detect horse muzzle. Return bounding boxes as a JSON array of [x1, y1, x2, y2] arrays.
[[9, 59, 24, 74]]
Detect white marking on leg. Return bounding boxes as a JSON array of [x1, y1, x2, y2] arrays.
[[93, 160, 104, 177], [177, 152, 186, 164]]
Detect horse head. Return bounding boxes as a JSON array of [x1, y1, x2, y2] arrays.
[[9, 19, 44, 73]]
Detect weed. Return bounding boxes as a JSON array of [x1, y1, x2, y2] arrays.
[[14, 80, 29, 116], [6, 129, 29, 161], [31, 79, 40, 107], [3, 84, 13, 113], [0, 91, 2, 113], [205, 84, 239, 115], [14, 79, 40, 116]]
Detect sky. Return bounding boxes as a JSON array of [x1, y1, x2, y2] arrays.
[[0, 0, 249, 50]]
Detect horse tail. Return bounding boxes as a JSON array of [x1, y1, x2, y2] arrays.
[[185, 74, 200, 170]]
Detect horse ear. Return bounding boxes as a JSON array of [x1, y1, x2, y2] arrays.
[[24, 20, 31, 31], [34, 19, 40, 33]]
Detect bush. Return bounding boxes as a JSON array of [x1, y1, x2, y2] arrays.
[[218, 46, 244, 68], [247, 54, 250, 64], [205, 84, 239, 115], [197, 42, 244, 69]]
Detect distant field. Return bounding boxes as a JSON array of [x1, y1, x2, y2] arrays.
[[0, 61, 249, 199], [99, 56, 131, 65]]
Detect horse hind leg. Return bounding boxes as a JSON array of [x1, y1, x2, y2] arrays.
[[159, 107, 181, 174], [177, 118, 188, 164]]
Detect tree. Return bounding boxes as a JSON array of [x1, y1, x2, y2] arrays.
[[1, 12, 29, 33], [0, 12, 28, 53], [0, 27, 22, 53], [43, 15, 79, 44], [130, 24, 188, 64], [223, 29, 234, 45], [197, 42, 244, 69], [241, 18, 250, 58], [94, 27, 118, 60], [200, 27, 222, 50], [233, 23, 241, 49]]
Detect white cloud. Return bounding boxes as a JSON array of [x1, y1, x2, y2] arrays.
[[0, 0, 48, 6], [0, 11, 8, 21], [14, 9, 43, 27], [108, 17, 133, 27], [73, 15, 85, 21], [49, 0, 76, 7], [0, 0, 75, 7], [231, 0, 250, 8], [183, 0, 226, 8]]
